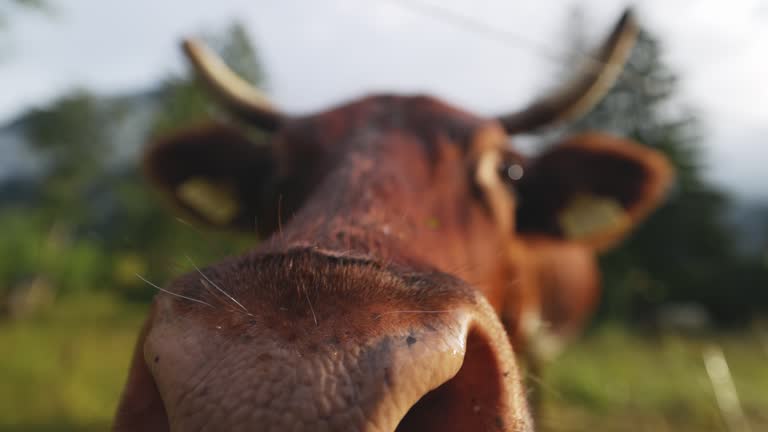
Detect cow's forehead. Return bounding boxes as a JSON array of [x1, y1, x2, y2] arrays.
[[314, 94, 485, 124], [279, 94, 493, 150]]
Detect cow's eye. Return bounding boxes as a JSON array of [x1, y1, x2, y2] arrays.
[[497, 161, 524, 185]]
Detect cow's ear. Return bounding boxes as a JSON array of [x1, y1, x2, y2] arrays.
[[143, 123, 276, 231], [515, 133, 673, 252]]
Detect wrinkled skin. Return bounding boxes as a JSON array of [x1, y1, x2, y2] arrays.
[[114, 95, 671, 431]]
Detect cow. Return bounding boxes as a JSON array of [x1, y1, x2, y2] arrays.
[[114, 9, 671, 431]]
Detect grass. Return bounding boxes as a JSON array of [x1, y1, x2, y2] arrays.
[[0, 295, 146, 432], [540, 326, 768, 431], [1, 296, 766, 431]]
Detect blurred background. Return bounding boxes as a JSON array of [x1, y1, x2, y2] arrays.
[[0, 0, 766, 431]]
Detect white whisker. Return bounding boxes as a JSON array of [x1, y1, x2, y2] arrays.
[[199, 278, 225, 302], [303, 285, 318, 327], [135, 273, 214, 308], [186, 255, 251, 315]]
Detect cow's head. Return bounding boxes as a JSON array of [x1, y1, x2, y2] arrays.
[[115, 10, 671, 432]]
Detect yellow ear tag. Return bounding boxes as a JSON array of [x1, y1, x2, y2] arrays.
[[176, 177, 239, 225], [558, 193, 629, 241]]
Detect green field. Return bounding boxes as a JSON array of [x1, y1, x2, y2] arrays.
[[0, 296, 145, 432], [541, 327, 768, 431], [1, 296, 766, 431]]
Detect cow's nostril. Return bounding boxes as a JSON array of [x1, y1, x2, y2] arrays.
[[396, 326, 525, 432]]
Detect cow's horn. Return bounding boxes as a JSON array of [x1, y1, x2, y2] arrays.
[[182, 38, 283, 130], [497, 8, 638, 133]]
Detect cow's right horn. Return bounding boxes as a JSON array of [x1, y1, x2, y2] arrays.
[[182, 38, 283, 131]]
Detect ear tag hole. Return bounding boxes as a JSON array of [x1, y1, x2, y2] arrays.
[[176, 177, 239, 225], [558, 193, 629, 240]]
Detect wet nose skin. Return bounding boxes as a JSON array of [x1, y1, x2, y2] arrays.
[[143, 291, 529, 431], [115, 254, 532, 431]]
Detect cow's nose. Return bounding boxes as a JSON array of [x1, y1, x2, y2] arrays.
[[115, 254, 532, 432], [142, 293, 530, 432], [393, 305, 533, 432]]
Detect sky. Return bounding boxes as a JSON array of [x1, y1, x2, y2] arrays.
[[1, 0, 766, 200]]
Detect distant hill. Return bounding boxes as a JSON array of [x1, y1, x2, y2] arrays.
[[0, 115, 41, 180], [0, 88, 162, 182]]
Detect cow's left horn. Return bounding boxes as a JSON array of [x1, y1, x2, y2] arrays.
[[182, 38, 283, 131], [497, 8, 638, 134]]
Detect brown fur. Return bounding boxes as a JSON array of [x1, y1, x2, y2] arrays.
[[521, 236, 600, 339], [116, 94, 671, 431]]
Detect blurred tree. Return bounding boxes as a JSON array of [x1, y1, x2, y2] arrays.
[[0, 0, 49, 61], [3, 21, 265, 305], [214, 21, 267, 86], [0, 0, 47, 30], [9, 0, 46, 7], [554, 13, 758, 324], [21, 90, 126, 222]]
